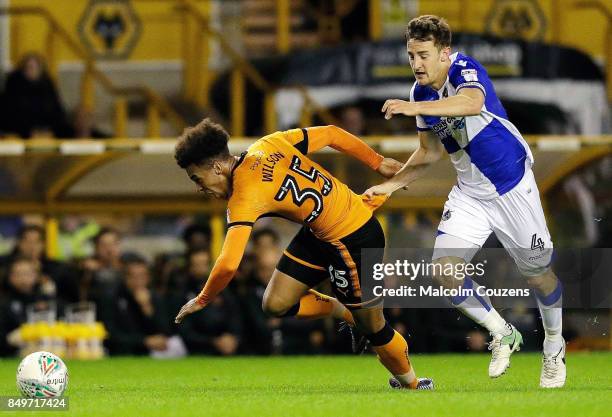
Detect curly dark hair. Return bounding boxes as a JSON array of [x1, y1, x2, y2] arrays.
[[406, 15, 451, 48], [175, 118, 231, 169]]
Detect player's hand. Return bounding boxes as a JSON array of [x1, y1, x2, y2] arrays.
[[377, 157, 403, 178], [174, 297, 205, 323], [382, 99, 418, 119], [363, 182, 397, 199]]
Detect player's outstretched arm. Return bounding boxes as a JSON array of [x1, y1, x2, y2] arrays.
[[364, 130, 441, 198], [175, 225, 252, 323], [301, 125, 398, 174], [382, 88, 484, 119]]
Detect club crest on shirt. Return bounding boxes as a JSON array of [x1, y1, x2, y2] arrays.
[[249, 150, 265, 170], [449, 117, 466, 130]]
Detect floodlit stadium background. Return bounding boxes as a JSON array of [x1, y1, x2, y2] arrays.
[[0, 0, 610, 359]]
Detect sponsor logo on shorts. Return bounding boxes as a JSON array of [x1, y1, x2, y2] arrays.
[[442, 209, 452, 221]]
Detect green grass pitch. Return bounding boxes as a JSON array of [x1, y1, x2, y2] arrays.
[[1, 353, 610, 417]]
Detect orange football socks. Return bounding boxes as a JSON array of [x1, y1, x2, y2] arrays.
[[370, 324, 418, 389]]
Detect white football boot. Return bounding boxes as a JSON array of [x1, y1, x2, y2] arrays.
[[488, 323, 523, 378], [540, 339, 566, 388]]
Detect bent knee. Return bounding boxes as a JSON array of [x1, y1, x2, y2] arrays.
[[521, 265, 551, 280], [261, 294, 292, 317], [431, 257, 462, 288]]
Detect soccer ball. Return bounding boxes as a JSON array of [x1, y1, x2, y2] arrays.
[[16, 351, 68, 398]]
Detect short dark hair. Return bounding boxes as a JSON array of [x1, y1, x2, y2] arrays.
[[92, 227, 120, 246], [182, 223, 211, 244], [252, 228, 280, 246], [175, 118, 231, 169], [17, 224, 45, 241], [123, 255, 148, 269], [406, 15, 451, 48]]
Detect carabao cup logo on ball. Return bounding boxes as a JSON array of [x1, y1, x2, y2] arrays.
[[16, 351, 69, 398]]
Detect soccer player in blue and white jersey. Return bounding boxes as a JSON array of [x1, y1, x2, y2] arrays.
[[365, 15, 565, 388]]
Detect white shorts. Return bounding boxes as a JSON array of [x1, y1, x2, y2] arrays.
[[433, 169, 553, 276]]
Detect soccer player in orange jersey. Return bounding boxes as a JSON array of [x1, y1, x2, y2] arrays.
[[173, 118, 433, 390]]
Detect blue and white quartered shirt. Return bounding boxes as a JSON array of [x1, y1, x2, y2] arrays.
[[411, 52, 533, 200]]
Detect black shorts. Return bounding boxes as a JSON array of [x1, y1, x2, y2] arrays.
[[276, 216, 385, 308]]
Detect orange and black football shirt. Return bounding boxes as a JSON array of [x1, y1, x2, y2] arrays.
[[227, 126, 384, 241], [196, 125, 387, 306]]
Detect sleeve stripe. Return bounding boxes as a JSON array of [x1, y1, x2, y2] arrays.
[[227, 221, 254, 228], [293, 128, 309, 154], [456, 82, 486, 96], [301, 127, 309, 142]]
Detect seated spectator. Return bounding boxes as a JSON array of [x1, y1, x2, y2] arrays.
[[227, 227, 279, 296], [153, 222, 211, 294], [238, 227, 326, 354], [235, 261, 273, 354], [170, 247, 243, 356], [99, 257, 170, 355], [0, 224, 79, 304], [0, 258, 53, 356], [182, 223, 211, 252], [338, 105, 366, 136], [79, 227, 123, 303], [251, 228, 282, 280], [167, 247, 211, 295], [1, 53, 70, 138], [233, 228, 281, 354]]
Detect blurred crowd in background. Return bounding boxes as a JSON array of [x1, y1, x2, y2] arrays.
[[0, 50, 609, 357], [0, 50, 598, 141], [2, 207, 605, 358], [0, 52, 399, 140], [0, 0, 609, 357]]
